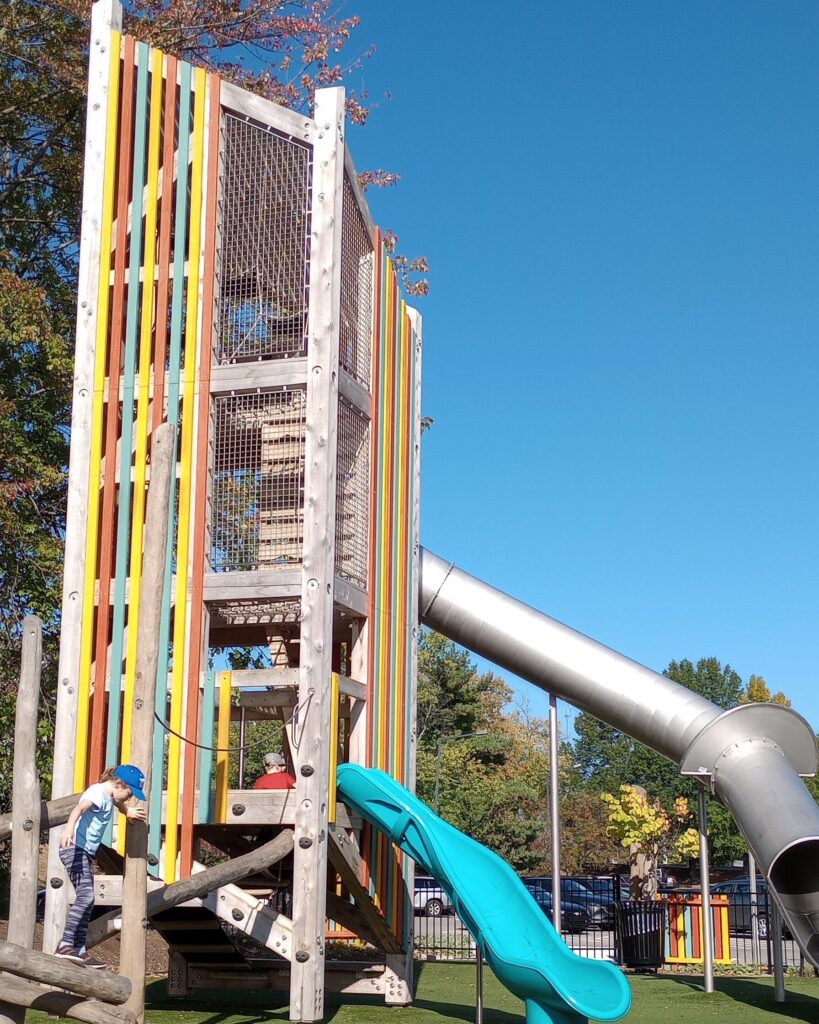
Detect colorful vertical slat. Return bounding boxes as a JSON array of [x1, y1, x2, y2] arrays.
[[362, 232, 422, 938], [70, 31, 223, 880], [664, 895, 731, 963]]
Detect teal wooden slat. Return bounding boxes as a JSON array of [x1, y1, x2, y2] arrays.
[[198, 671, 216, 822], [149, 59, 193, 863]]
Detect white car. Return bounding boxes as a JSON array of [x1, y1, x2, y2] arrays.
[[414, 876, 452, 917]]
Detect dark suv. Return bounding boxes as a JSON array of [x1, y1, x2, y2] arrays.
[[710, 878, 774, 937], [522, 880, 590, 933], [525, 877, 615, 929]]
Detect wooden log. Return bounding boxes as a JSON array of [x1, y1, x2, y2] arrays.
[[0, 976, 136, 1024], [0, 942, 131, 1005], [86, 829, 295, 948], [119, 422, 175, 1023], [327, 826, 401, 954], [2, 616, 43, 1024], [0, 794, 80, 842]]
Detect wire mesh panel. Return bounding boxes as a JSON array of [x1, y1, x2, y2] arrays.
[[335, 400, 370, 589], [339, 174, 373, 387], [212, 390, 306, 571], [216, 113, 311, 364]]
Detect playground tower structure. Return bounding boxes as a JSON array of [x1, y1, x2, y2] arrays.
[[45, 2, 422, 1018]]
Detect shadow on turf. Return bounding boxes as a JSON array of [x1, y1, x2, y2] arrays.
[[658, 975, 819, 1022], [145, 965, 525, 1024]]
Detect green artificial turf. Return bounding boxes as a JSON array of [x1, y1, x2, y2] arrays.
[[24, 967, 819, 1024]]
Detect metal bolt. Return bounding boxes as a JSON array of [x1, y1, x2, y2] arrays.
[[301, 764, 314, 777], [296, 950, 310, 963], [232, 908, 244, 921], [299, 836, 313, 849]]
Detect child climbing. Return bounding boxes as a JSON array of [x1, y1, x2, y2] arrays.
[[55, 764, 147, 968]]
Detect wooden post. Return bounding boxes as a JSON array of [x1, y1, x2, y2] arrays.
[[1, 615, 43, 1024], [119, 422, 175, 1023], [290, 85, 345, 1023], [46, 0, 123, 955]]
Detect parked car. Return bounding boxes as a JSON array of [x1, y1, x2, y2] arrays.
[[572, 875, 622, 903], [522, 880, 590, 934], [413, 876, 452, 917], [524, 876, 615, 929], [710, 878, 776, 937]]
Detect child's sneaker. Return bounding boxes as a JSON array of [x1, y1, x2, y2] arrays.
[[81, 953, 107, 969], [54, 944, 85, 965]]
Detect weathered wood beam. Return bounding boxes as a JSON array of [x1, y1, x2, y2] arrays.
[[0, 793, 79, 843], [327, 826, 401, 954], [0, 977, 137, 1024], [2, 615, 43, 1024], [0, 942, 131, 1004], [86, 829, 294, 948]]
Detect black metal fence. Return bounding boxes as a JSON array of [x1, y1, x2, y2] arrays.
[[412, 874, 812, 973]]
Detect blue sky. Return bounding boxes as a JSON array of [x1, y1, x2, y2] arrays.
[[342, 0, 819, 732]]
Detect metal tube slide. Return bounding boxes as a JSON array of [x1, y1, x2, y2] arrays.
[[419, 548, 819, 965], [419, 550, 720, 762]]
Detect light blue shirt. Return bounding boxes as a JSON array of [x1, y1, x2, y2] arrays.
[[73, 783, 113, 856]]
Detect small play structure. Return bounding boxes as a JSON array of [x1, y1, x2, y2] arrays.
[[4, 2, 819, 1023]]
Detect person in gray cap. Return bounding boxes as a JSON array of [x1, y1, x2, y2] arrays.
[[253, 751, 296, 790]]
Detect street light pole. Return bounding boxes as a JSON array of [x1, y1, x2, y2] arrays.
[[433, 730, 488, 815]]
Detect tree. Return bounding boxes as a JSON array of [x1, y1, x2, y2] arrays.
[[739, 674, 791, 707], [416, 630, 498, 746], [601, 785, 699, 898], [0, 272, 72, 814]]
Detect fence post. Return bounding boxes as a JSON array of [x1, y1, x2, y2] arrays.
[[697, 786, 715, 993], [771, 900, 786, 1002]]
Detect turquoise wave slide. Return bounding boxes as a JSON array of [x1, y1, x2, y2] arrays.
[[336, 764, 631, 1024]]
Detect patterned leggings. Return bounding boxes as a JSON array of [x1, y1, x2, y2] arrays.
[[59, 845, 95, 951]]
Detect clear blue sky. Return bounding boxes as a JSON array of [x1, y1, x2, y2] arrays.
[[343, 0, 819, 731]]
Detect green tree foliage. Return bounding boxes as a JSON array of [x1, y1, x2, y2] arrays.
[[0, 273, 72, 813], [416, 632, 547, 870], [416, 631, 491, 745]]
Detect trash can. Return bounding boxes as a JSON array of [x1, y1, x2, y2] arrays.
[[615, 900, 666, 967]]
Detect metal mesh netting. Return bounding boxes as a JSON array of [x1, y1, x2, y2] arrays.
[[339, 175, 373, 387], [217, 114, 311, 364], [335, 400, 370, 589], [212, 390, 306, 571]]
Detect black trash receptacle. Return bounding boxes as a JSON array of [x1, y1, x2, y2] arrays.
[[615, 900, 666, 967]]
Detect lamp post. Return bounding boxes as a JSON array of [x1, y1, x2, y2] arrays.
[[433, 730, 488, 814]]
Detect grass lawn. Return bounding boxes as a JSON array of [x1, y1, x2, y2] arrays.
[[25, 966, 819, 1024]]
